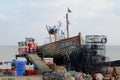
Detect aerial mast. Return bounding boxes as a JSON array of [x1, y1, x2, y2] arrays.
[[66, 8, 71, 38]]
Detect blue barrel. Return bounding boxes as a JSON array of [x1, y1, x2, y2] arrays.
[[16, 70, 25, 76], [16, 61, 26, 76], [16, 61, 25, 70]]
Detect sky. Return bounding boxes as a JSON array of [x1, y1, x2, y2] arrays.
[[0, 0, 120, 45]]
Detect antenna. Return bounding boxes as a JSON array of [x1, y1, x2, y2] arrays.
[[46, 25, 52, 42]]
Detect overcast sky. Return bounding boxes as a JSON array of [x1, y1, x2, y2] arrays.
[[0, 0, 120, 45]]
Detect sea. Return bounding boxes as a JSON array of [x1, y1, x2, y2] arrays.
[[0, 45, 120, 62]]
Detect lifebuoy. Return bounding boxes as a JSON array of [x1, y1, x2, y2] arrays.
[[101, 38, 107, 43]]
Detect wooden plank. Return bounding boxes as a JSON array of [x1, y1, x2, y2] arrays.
[[26, 54, 52, 74]]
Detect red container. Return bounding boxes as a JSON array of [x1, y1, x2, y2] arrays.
[[26, 70, 38, 76], [28, 43, 37, 49], [28, 43, 37, 53]]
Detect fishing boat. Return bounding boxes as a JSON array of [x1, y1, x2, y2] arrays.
[[16, 9, 108, 74]]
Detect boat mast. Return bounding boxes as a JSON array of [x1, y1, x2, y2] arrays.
[[66, 13, 69, 38], [66, 8, 71, 38]]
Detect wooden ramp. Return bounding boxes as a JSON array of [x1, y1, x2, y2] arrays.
[[26, 54, 52, 74]]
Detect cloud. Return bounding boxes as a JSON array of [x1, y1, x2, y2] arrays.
[[18, 0, 117, 11], [90, 0, 116, 11], [18, 0, 87, 9], [0, 14, 14, 22], [0, 14, 8, 21], [78, 11, 100, 19], [18, 0, 117, 18], [0, 0, 119, 45], [72, 0, 119, 21], [102, 13, 120, 21]]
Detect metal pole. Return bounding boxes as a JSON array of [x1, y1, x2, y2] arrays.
[[66, 13, 69, 38], [46, 25, 52, 42]]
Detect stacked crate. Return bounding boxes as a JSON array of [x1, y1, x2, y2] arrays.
[[18, 38, 37, 54]]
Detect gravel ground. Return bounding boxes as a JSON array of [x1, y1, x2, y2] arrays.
[[0, 75, 42, 80]]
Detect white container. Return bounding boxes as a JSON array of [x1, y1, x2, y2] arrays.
[[1, 63, 12, 69], [25, 64, 34, 70]]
